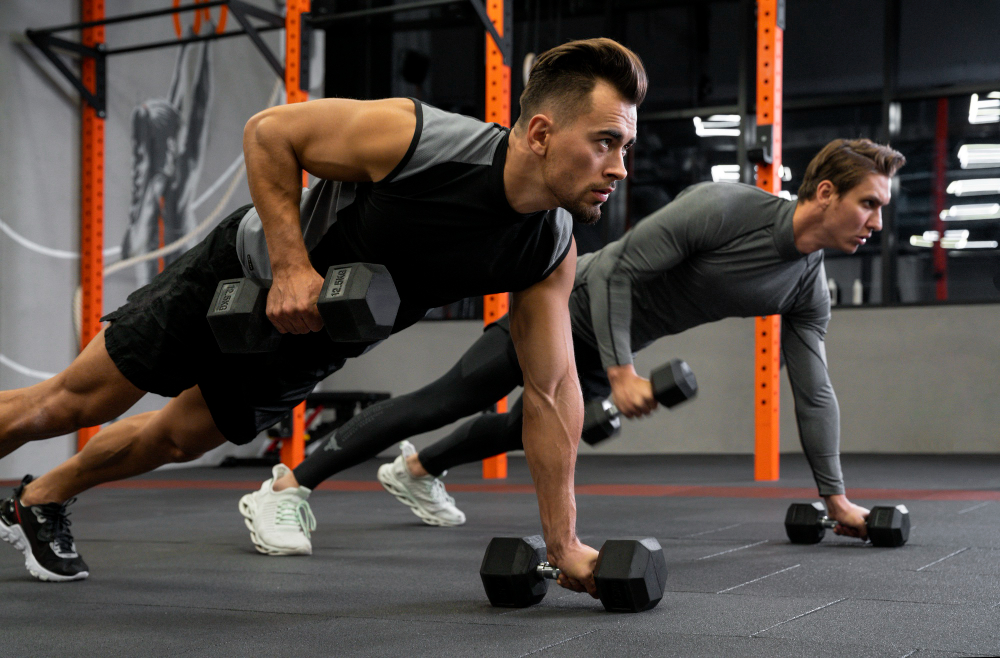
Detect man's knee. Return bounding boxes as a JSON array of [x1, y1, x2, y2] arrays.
[[154, 430, 211, 463], [147, 396, 226, 464]]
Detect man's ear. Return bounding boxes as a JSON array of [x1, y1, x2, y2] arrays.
[[525, 113, 554, 156], [816, 179, 836, 208]]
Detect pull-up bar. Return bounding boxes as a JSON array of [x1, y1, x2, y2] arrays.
[[28, 0, 512, 120], [26, 0, 287, 117]]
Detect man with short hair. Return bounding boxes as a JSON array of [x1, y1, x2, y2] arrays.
[[241, 138, 905, 550], [0, 38, 646, 594]]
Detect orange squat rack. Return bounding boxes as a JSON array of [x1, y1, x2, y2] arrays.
[[753, 0, 784, 481], [481, 0, 511, 479]]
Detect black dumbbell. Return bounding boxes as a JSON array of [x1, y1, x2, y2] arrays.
[[206, 262, 400, 353], [479, 535, 668, 612], [784, 501, 911, 547], [581, 358, 698, 445]]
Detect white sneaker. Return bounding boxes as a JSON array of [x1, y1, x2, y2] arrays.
[[377, 441, 466, 527], [238, 464, 316, 556]]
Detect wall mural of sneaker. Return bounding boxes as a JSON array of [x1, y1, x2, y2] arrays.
[[0, 475, 89, 582]]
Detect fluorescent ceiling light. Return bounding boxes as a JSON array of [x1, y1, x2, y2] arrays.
[[910, 229, 998, 249], [694, 115, 741, 137], [711, 164, 741, 182], [958, 144, 1000, 169], [946, 179, 1000, 196], [939, 203, 1000, 220], [968, 92, 1000, 124]]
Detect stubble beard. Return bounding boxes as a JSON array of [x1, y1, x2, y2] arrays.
[[557, 188, 604, 226]]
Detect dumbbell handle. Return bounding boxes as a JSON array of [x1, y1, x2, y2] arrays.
[[598, 398, 619, 418], [536, 562, 561, 580], [816, 515, 839, 529]]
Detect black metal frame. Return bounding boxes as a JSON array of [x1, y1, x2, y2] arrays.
[[305, 0, 512, 66], [25, 0, 512, 119], [25, 0, 286, 118]]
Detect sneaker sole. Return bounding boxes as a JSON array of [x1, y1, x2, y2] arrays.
[[376, 464, 465, 527], [0, 519, 88, 582], [237, 494, 312, 557]]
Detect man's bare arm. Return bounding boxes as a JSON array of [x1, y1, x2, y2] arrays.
[[510, 240, 599, 596], [241, 98, 417, 334]]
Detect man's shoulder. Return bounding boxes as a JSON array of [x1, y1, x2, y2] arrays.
[[398, 102, 506, 177], [679, 181, 783, 207]]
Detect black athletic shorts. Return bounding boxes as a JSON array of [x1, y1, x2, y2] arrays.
[[490, 314, 612, 401], [102, 205, 377, 445]]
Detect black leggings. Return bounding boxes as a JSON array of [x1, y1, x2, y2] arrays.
[[292, 320, 610, 488], [420, 335, 612, 475]]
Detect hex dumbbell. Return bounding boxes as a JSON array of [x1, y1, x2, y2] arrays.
[[206, 262, 400, 353], [581, 358, 698, 445], [784, 502, 910, 547], [479, 535, 668, 612]]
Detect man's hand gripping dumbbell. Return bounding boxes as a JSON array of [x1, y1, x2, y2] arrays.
[[582, 358, 698, 445], [206, 263, 399, 353]]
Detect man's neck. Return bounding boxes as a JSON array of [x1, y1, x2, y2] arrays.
[[503, 131, 558, 214], [792, 201, 829, 254]]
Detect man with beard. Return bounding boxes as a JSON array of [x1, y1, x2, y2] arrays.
[[0, 38, 644, 597]]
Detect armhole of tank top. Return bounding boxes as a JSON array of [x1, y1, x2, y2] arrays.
[[541, 234, 574, 280], [377, 99, 423, 186]]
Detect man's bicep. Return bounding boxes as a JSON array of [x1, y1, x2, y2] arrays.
[[510, 242, 577, 387], [608, 198, 706, 282]]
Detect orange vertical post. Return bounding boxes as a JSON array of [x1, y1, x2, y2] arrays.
[[482, 0, 510, 480], [78, 0, 105, 450], [280, 0, 310, 469], [753, 0, 783, 481]]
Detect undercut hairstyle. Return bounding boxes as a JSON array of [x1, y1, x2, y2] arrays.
[[797, 138, 906, 201], [515, 38, 647, 129]]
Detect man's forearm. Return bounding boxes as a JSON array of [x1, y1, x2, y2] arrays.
[[243, 111, 311, 273], [520, 376, 583, 559], [588, 271, 636, 370]]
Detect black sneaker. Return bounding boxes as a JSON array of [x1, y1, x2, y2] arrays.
[[0, 475, 89, 582]]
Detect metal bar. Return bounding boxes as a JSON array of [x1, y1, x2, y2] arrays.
[[468, 0, 510, 66], [25, 31, 105, 115], [103, 25, 281, 56], [28, 32, 102, 58], [880, 0, 901, 306], [639, 83, 1000, 124], [228, 0, 285, 81], [282, 0, 311, 470], [754, 0, 783, 483], [34, 0, 228, 34], [737, 0, 752, 184], [78, 0, 105, 451], [640, 104, 741, 122], [299, 12, 312, 93], [932, 98, 949, 301], [307, 0, 460, 25], [482, 0, 510, 481], [228, 0, 284, 27]]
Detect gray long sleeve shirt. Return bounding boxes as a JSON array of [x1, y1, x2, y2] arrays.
[[569, 182, 844, 495]]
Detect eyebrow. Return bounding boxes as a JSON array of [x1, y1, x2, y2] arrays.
[[595, 129, 637, 148]]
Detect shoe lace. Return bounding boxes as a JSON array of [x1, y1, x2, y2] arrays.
[[275, 499, 316, 538], [427, 478, 457, 508], [36, 498, 77, 555]]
